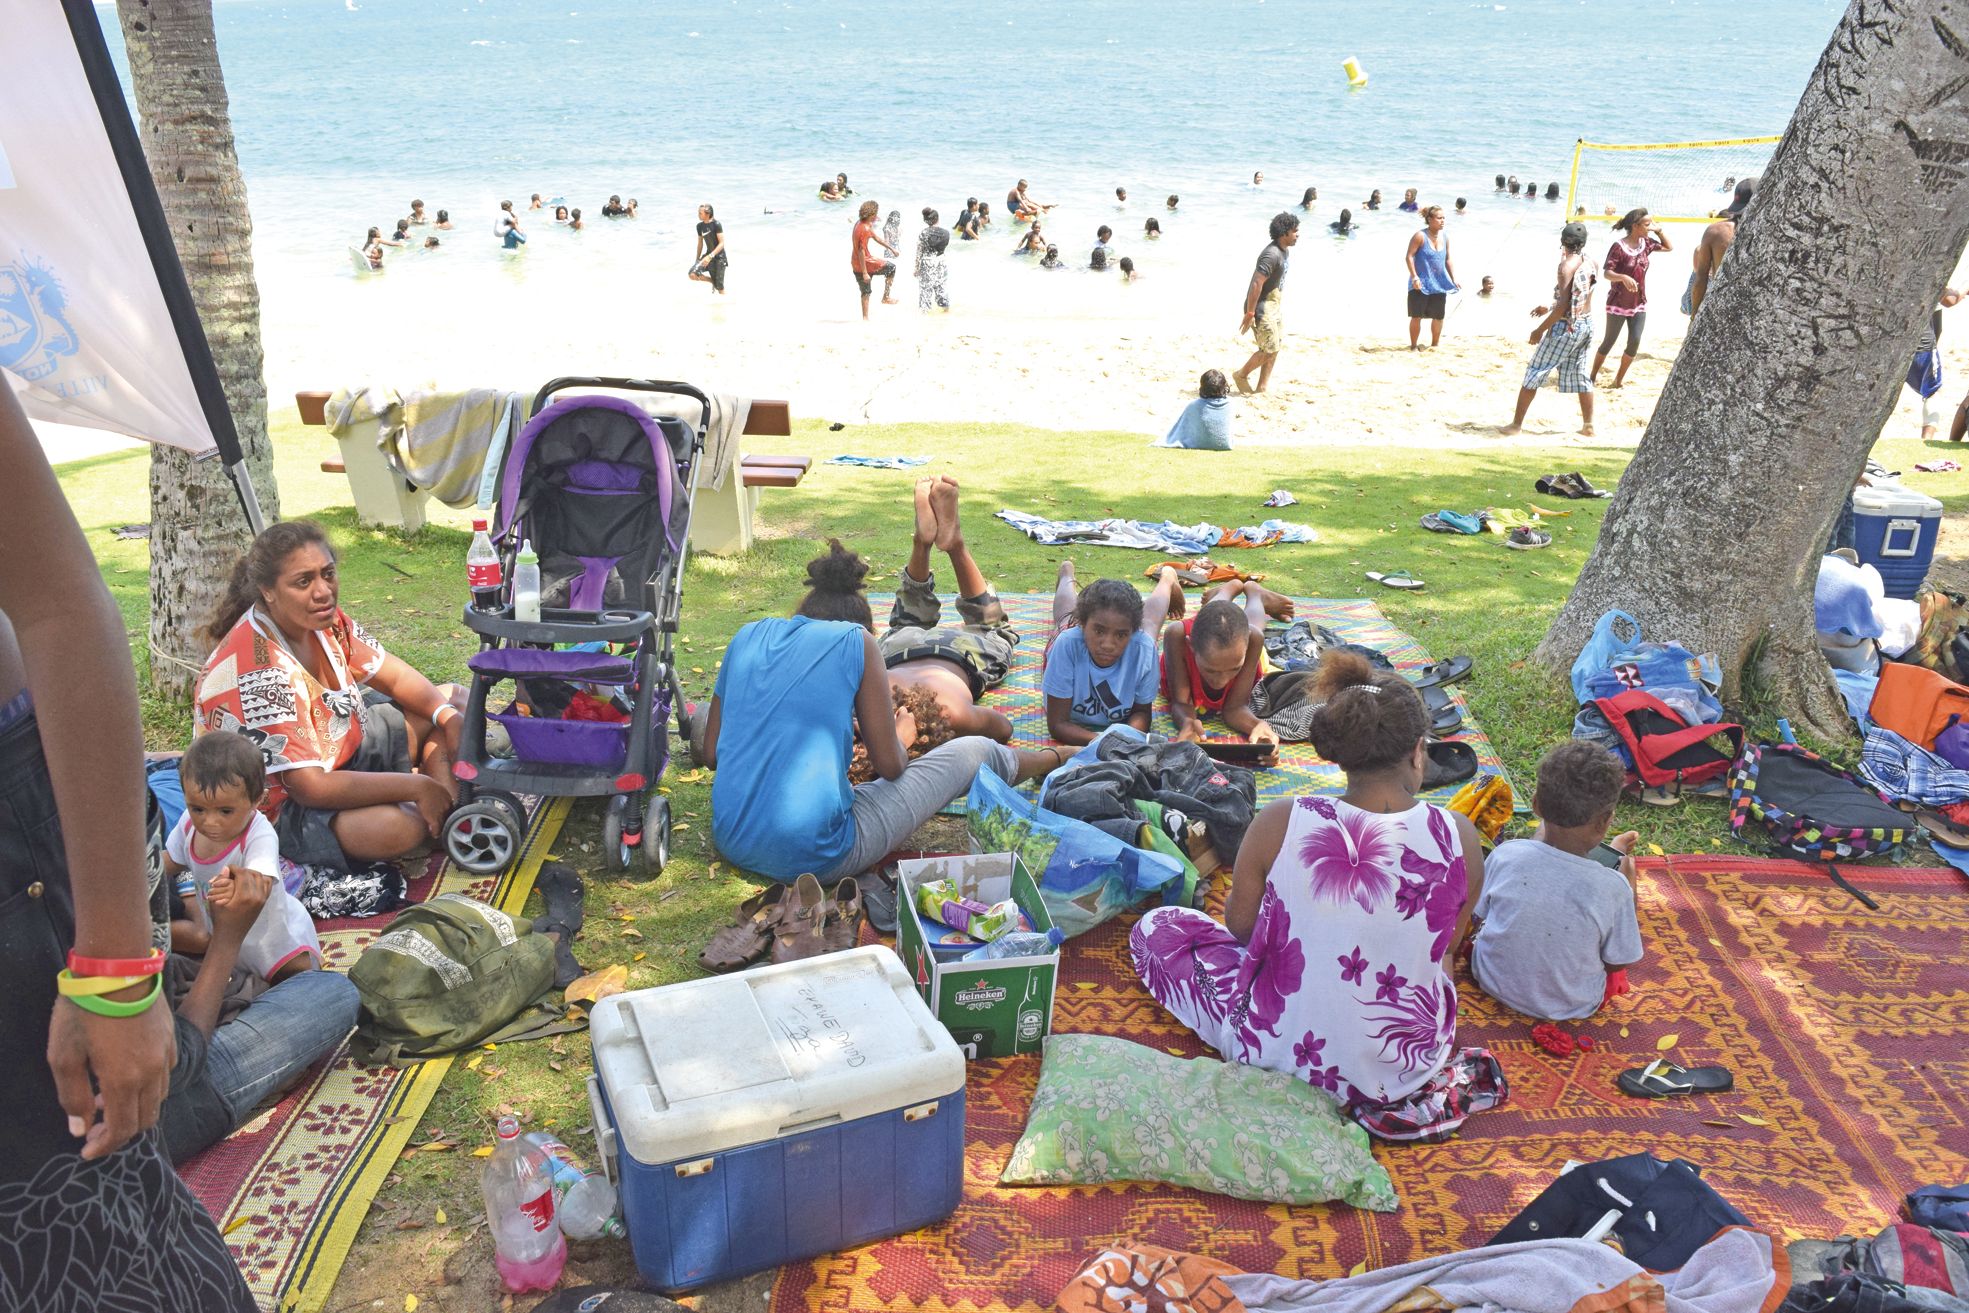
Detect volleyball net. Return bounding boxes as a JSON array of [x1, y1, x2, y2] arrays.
[[1565, 136, 1779, 224]]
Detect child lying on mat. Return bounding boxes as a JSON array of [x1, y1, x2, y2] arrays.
[[1042, 563, 1184, 746], [1471, 740, 1643, 1022], [1160, 582, 1298, 747]]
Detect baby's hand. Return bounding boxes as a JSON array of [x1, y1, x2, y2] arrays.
[[210, 867, 273, 940]]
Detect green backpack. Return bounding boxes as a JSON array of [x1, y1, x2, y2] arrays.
[[349, 893, 574, 1066]]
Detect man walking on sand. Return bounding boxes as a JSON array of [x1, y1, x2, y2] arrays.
[[1502, 221, 1599, 437], [851, 199, 899, 319], [1687, 175, 1755, 316], [1234, 212, 1299, 394]]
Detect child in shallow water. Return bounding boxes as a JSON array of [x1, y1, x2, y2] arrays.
[[1042, 566, 1182, 746], [1130, 650, 1502, 1142]]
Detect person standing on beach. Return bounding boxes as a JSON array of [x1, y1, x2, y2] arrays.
[[1235, 212, 1300, 395], [1404, 205, 1459, 350], [851, 200, 899, 318], [1502, 221, 1599, 437], [1592, 208, 1669, 388], [690, 203, 729, 294], [1688, 176, 1755, 315], [916, 207, 951, 311]]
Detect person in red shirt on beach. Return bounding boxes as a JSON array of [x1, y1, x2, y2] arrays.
[[851, 199, 899, 319]]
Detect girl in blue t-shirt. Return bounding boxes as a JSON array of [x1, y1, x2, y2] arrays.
[[1041, 563, 1181, 746]]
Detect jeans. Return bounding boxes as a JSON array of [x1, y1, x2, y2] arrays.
[[209, 970, 360, 1122], [819, 737, 1018, 883]]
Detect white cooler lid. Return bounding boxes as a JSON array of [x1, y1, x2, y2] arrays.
[[1853, 484, 1943, 515], [590, 945, 963, 1165]]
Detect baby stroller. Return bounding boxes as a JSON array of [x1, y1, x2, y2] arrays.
[[443, 377, 704, 878]]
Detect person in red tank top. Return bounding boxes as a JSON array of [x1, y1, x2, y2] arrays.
[[1160, 581, 1289, 748]]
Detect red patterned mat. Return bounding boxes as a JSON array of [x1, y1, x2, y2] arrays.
[[773, 856, 1969, 1312]]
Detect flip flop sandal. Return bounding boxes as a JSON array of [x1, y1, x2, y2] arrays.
[[1616, 1059, 1734, 1099], [1366, 570, 1426, 590], [821, 877, 864, 953], [1421, 740, 1478, 790], [1902, 805, 1969, 850], [1408, 656, 1473, 689], [769, 873, 831, 964], [861, 868, 901, 935], [698, 884, 789, 973], [1420, 513, 1454, 533]]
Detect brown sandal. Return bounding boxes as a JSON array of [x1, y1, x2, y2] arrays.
[[821, 877, 863, 953], [697, 884, 788, 974], [770, 873, 829, 964]]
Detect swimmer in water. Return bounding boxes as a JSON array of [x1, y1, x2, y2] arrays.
[[408, 199, 429, 225], [1119, 256, 1138, 282], [1455, 197, 1467, 214], [1144, 217, 1162, 239], [1167, 194, 1180, 211], [1398, 188, 1419, 213], [1364, 189, 1383, 211], [1479, 275, 1495, 297], [1300, 186, 1318, 211], [1329, 207, 1356, 236], [434, 209, 453, 230], [1040, 245, 1062, 269], [1253, 171, 1264, 186]]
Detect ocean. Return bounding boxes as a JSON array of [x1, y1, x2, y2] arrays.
[[94, 0, 1846, 399]]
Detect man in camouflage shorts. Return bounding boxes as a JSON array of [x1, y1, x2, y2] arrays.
[[881, 478, 1022, 741]]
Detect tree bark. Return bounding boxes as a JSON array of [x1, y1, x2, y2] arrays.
[[1534, 0, 1969, 741], [115, 0, 279, 699]]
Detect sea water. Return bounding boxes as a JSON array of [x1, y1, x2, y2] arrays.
[[93, 0, 1843, 397]]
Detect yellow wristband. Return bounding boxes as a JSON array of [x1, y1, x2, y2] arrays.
[[57, 970, 153, 998]]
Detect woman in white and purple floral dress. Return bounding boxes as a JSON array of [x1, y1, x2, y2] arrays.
[[1131, 651, 1506, 1143]]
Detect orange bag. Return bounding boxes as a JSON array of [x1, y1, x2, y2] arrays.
[[1868, 661, 1969, 749]]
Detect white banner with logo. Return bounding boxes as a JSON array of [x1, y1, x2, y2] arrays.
[[0, 0, 218, 455]]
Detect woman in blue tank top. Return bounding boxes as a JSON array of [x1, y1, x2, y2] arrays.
[[1404, 205, 1461, 350], [703, 538, 1059, 885]]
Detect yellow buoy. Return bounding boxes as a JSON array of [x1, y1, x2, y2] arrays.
[[1342, 55, 1369, 87]]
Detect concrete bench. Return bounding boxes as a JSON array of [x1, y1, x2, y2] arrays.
[[294, 391, 799, 553]]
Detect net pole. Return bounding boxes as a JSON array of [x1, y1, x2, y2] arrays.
[[1565, 138, 1585, 219]]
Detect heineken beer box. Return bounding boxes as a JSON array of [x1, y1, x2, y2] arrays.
[[894, 853, 1059, 1060]]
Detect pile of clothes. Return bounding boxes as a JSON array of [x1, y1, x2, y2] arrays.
[[1040, 729, 1258, 877], [996, 508, 1316, 554], [1567, 609, 1731, 802]]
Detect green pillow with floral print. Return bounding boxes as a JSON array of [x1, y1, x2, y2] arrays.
[[1001, 1034, 1397, 1210]]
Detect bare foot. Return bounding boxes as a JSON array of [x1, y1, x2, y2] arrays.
[[1232, 372, 1254, 395], [913, 477, 938, 547], [1057, 559, 1076, 585], [1255, 585, 1295, 621], [881, 296, 899, 305], [1498, 424, 1523, 436], [1606, 380, 1624, 389], [1157, 565, 1187, 620], [929, 478, 963, 552], [1580, 424, 1596, 436]]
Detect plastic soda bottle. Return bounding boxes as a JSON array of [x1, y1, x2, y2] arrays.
[[481, 1117, 566, 1292], [512, 540, 542, 624], [963, 927, 1064, 961], [519, 1131, 626, 1240], [467, 520, 503, 612]]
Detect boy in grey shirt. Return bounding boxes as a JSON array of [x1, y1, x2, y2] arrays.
[[1472, 741, 1644, 1021]]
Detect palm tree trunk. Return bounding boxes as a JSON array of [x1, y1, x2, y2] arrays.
[[1535, 0, 1969, 740], [114, 0, 279, 698]]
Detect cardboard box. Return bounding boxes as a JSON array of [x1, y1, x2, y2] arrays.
[[894, 853, 1059, 1060]]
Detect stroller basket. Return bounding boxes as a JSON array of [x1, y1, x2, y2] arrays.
[[468, 648, 634, 683], [490, 712, 630, 771]]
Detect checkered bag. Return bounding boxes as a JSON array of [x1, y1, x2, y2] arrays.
[[1727, 743, 1915, 862]]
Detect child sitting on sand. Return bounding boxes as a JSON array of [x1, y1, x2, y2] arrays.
[[1471, 741, 1642, 1021], [1042, 565, 1183, 746], [1156, 369, 1234, 451], [1161, 584, 1295, 747]]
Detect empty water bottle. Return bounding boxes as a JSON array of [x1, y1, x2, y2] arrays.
[[963, 927, 1064, 961], [520, 1131, 625, 1240], [481, 1117, 566, 1292]]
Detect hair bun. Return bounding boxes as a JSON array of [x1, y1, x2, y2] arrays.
[[804, 539, 868, 595], [1313, 649, 1378, 700]]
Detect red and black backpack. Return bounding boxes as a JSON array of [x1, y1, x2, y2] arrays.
[[1591, 689, 1744, 792]]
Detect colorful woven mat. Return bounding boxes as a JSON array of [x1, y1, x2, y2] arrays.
[[176, 797, 569, 1313], [919, 593, 1508, 807], [772, 856, 1969, 1312]]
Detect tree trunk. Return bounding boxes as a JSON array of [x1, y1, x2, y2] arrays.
[[1534, 0, 1969, 741], [115, 0, 279, 699]]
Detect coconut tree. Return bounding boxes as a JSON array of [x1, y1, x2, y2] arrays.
[[1536, 0, 1969, 739], [114, 0, 279, 698]]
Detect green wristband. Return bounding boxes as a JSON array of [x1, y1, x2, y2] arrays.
[[67, 974, 162, 1018]]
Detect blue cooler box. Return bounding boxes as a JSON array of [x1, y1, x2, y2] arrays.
[[587, 946, 965, 1293], [1853, 484, 1942, 599]]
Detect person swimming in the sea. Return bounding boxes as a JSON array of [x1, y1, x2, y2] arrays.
[[434, 209, 453, 230], [1144, 217, 1162, 240], [1329, 207, 1356, 236], [1363, 189, 1383, 211], [820, 179, 844, 201], [1252, 170, 1264, 186], [1398, 188, 1420, 213], [1479, 275, 1495, 297], [1040, 245, 1063, 269], [1300, 186, 1318, 211], [1166, 194, 1180, 211], [553, 205, 570, 223], [1455, 197, 1467, 214], [1119, 256, 1138, 282], [1016, 221, 1047, 255]]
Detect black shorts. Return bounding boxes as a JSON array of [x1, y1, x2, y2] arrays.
[[1407, 289, 1447, 320], [271, 700, 411, 871], [853, 262, 896, 295]]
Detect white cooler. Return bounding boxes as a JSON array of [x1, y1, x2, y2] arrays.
[[586, 946, 965, 1292]]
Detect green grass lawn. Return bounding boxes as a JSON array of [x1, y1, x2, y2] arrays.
[[55, 414, 1964, 1302]]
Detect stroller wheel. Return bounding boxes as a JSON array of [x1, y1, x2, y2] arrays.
[[479, 789, 527, 833], [446, 799, 522, 875], [643, 794, 672, 876], [601, 794, 634, 873]]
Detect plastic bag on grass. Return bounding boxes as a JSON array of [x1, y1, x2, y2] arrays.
[[965, 766, 1185, 939]]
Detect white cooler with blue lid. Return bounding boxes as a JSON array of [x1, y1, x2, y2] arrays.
[[586, 945, 965, 1292]]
